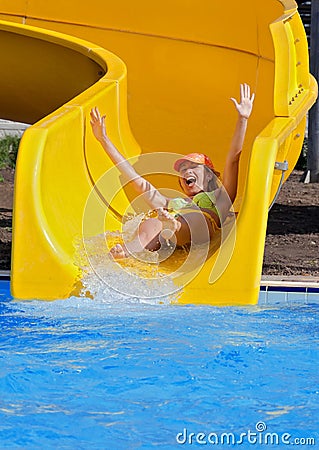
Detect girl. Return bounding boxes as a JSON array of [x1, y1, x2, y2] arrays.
[[90, 83, 254, 259]]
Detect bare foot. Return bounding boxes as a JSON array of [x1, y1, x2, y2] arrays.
[[109, 243, 129, 259], [157, 208, 181, 240]]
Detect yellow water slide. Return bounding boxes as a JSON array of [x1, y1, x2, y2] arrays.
[[0, 0, 317, 304]]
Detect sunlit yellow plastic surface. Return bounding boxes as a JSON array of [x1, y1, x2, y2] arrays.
[[0, 0, 317, 304]]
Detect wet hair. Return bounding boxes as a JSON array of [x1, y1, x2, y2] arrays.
[[205, 166, 220, 191]]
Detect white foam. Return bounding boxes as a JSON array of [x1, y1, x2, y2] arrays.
[[76, 230, 180, 305]]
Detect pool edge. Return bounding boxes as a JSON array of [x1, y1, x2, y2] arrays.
[[0, 270, 10, 281], [260, 275, 319, 293], [1, 271, 319, 294]]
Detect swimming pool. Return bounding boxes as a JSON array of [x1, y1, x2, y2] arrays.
[[0, 277, 318, 449]]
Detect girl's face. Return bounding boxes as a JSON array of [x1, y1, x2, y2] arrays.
[[178, 161, 212, 196]]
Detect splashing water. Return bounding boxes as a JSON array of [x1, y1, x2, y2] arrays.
[[75, 214, 182, 304]]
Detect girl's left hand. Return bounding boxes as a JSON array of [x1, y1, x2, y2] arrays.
[[230, 83, 255, 119]]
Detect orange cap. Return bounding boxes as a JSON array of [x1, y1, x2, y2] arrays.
[[174, 153, 220, 176]]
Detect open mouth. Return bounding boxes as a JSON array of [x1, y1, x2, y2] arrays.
[[185, 176, 196, 186]]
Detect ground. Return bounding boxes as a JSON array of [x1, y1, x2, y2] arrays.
[[263, 170, 319, 277], [0, 168, 14, 271], [0, 168, 318, 277]]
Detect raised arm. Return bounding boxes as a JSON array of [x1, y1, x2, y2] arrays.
[[222, 83, 254, 203], [90, 107, 168, 209]]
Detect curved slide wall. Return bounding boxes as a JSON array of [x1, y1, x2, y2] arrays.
[[0, 0, 317, 304], [1, 21, 141, 299]]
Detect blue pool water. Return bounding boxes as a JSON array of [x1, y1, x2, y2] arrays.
[[0, 279, 318, 449]]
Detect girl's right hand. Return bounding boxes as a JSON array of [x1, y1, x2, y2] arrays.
[[90, 107, 108, 143]]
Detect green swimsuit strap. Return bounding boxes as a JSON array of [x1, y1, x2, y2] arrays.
[[192, 191, 218, 213]]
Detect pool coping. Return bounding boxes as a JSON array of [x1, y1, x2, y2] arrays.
[[0, 270, 10, 281], [1, 270, 319, 293], [260, 275, 319, 293]]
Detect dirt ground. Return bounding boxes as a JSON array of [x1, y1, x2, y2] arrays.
[[0, 168, 14, 271], [263, 170, 319, 277], [0, 168, 318, 277]]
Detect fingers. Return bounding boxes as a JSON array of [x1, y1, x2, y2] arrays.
[[232, 84, 252, 105], [157, 208, 168, 219], [230, 97, 239, 108], [240, 83, 244, 101], [95, 106, 101, 121], [157, 208, 173, 221], [240, 83, 255, 101], [231, 84, 255, 118], [240, 83, 250, 99], [90, 110, 97, 125], [245, 83, 250, 99], [90, 107, 102, 120], [90, 107, 97, 121]]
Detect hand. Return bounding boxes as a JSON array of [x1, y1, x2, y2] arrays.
[[230, 83, 255, 119], [90, 107, 108, 142], [157, 207, 181, 239]]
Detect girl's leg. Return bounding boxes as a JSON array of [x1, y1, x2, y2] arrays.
[[156, 208, 215, 246], [110, 211, 215, 259], [174, 212, 214, 247], [110, 217, 163, 259]]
